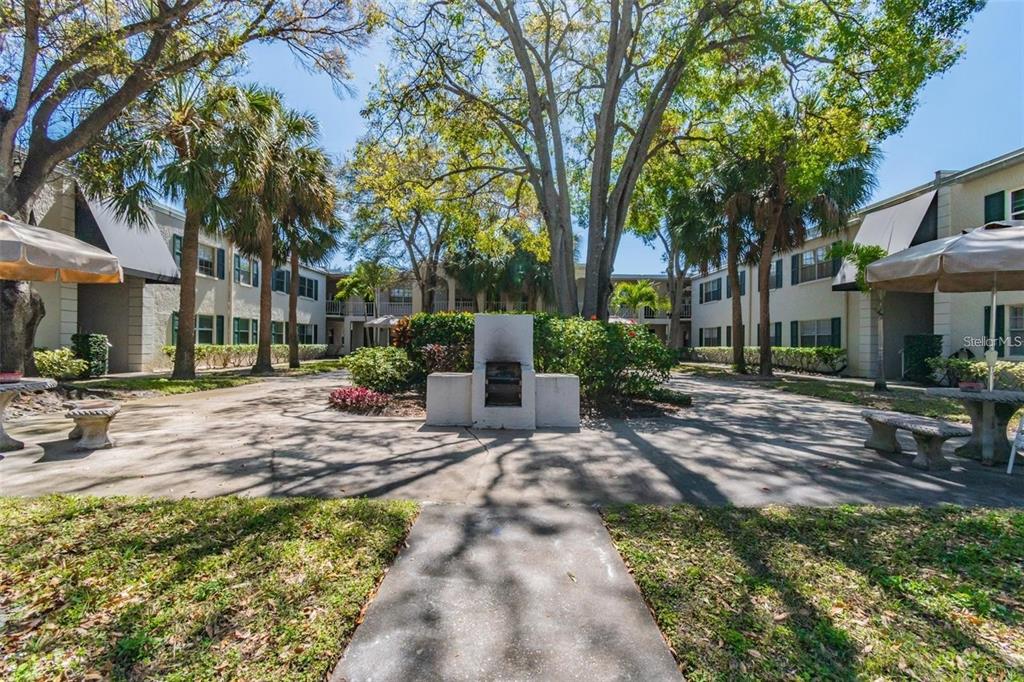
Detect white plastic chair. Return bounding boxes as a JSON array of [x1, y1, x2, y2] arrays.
[[1009, 418, 1024, 475]]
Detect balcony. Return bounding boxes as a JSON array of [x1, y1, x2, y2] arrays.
[[326, 300, 345, 316], [377, 302, 413, 317]]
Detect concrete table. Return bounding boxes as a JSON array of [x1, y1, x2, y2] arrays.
[[926, 387, 1024, 466], [0, 378, 57, 452]]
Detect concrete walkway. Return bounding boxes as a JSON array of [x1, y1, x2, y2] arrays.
[[333, 504, 680, 682]]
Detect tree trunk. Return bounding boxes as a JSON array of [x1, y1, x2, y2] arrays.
[[252, 221, 275, 374], [0, 280, 44, 376], [288, 244, 300, 369], [548, 215, 578, 316], [757, 229, 777, 377], [727, 224, 746, 373], [874, 290, 888, 391], [171, 206, 202, 379], [667, 277, 686, 351]]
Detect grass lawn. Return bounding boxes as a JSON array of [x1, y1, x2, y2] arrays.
[[68, 375, 257, 395], [604, 505, 1024, 680], [675, 362, 971, 423], [281, 359, 347, 376], [0, 496, 418, 681]]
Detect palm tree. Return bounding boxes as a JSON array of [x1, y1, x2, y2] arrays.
[[75, 77, 258, 379], [278, 146, 340, 368], [228, 100, 320, 374], [335, 261, 398, 347], [610, 280, 667, 317]]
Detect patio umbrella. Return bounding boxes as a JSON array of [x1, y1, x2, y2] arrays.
[[866, 220, 1024, 389], [0, 212, 123, 283]]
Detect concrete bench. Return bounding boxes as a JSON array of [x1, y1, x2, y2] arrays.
[[64, 400, 121, 450], [861, 409, 971, 471]]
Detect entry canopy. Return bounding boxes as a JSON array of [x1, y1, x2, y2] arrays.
[[365, 315, 401, 328], [833, 190, 936, 290], [865, 221, 1024, 293], [0, 212, 122, 283]]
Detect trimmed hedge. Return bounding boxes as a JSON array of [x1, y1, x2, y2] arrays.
[[397, 312, 675, 404], [161, 344, 327, 369], [343, 346, 413, 393], [682, 346, 848, 374], [902, 334, 943, 383], [71, 333, 109, 377], [927, 357, 1024, 390]]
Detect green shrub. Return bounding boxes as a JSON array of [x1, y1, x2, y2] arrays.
[[343, 346, 414, 393], [71, 333, 109, 377], [682, 346, 848, 374], [903, 334, 943, 383], [34, 348, 88, 380], [161, 344, 327, 370], [927, 357, 1024, 390]]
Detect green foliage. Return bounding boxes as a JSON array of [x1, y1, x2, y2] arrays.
[[927, 358, 1024, 391], [827, 241, 888, 292], [407, 312, 476, 357], [343, 346, 414, 393], [902, 335, 943, 383], [71, 333, 109, 378], [161, 344, 327, 370], [33, 348, 88, 380], [610, 280, 668, 313], [684, 346, 848, 374], [335, 261, 398, 302]]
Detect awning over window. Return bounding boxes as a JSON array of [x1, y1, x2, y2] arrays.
[[79, 196, 180, 283], [832, 190, 936, 291], [365, 315, 401, 328]]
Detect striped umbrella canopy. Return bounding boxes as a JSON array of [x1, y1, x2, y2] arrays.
[[0, 212, 122, 283]]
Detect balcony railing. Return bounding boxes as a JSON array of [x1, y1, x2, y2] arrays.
[[377, 302, 413, 316], [326, 300, 344, 316]]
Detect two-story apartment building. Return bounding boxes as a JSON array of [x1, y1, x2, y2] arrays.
[[27, 175, 327, 373], [691, 146, 1024, 378]]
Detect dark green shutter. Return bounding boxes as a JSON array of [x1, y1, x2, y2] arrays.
[[251, 319, 258, 341], [774, 322, 782, 347], [791, 254, 800, 285], [216, 248, 226, 279], [313, 280, 319, 301], [791, 320, 799, 347], [726, 325, 732, 346], [314, 324, 319, 343], [775, 260, 783, 289], [739, 271, 746, 296], [170, 311, 179, 344], [172, 234, 182, 267], [216, 315, 225, 344], [726, 277, 732, 299], [984, 305, 1006, 355], [234, 254, 241, 282], [830, 317, 841, 347], [699, 282, 704, 304], [984, 191, 1006, 223], [252, 260, 260, 288]]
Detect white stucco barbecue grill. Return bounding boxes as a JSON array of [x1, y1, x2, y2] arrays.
[[425, 314, 579, 429]]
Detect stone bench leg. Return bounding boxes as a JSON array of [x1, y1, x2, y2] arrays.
[[911, 434, 951, 471], [71, 415, 115, 450], [864, 420, 901, 454], [0, 392, 24, 452]]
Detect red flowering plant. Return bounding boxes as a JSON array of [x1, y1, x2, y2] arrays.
[[328, 387, 391, 414]]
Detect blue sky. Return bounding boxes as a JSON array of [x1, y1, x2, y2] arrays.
[[244, 0, 1024, 274]]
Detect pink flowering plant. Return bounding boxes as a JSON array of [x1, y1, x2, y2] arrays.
[[328, 387, 391, 414]]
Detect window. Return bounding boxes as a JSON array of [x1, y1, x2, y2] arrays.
[[197, 244, 215, 277], [273, 270, 290, 293], [759, 259, 783, 290], [726, 271, 746, 298], [298, 275, 319, 300], [172, 234, 182, 266], [699, 327, 722, 347], [272, 321, 286, 344], [699, 278, 722, 304], [235, 255, 254, 286], [233, 318, 258, 344], [1011, 189, 1024, 220], [757, 322, 782, 347], [985, 191, 1006, 223], [196, 315, 214, 345], [797, 246, 833, 284], [1010, 305, 1024, 357], [390, 287, 413, 304], [798, 319, 834, 348], [296, 323, 318, 344]]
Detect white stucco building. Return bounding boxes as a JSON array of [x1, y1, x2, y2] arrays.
[[691, 146, 1024, 377]]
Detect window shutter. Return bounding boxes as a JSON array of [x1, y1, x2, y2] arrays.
[[251, 319, 259, 341], [216, 248, 226, 279], [234, 254, 241, 282], [739, 271, 746, 297], [172, 235, 183, 267], [830, 317, 841, 347], [790, 254, 800, 286], [790, 320, 799, 347], [314, 324, 319, 343], [313, 279, 319, 301], [216, 315, 225, 345], [984, 191, 1006, 223], [774, 260, 783, 289], [252, 260, 260, 288], [774, 322, 782, 347], [698, 283, 704, 304], [984, 305, 1006, 355], [726, 325, 732, 346], [698, 328, 704, 346], [170, 311, 179, 344], [726, 277, 732, 299]]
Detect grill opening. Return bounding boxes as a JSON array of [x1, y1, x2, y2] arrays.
[[485, 361, 522, 407]]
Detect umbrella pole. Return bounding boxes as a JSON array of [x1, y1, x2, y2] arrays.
[[987, 276, 998, 391]]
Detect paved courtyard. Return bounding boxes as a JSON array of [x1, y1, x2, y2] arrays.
[[1, 371, 1020, 506]]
